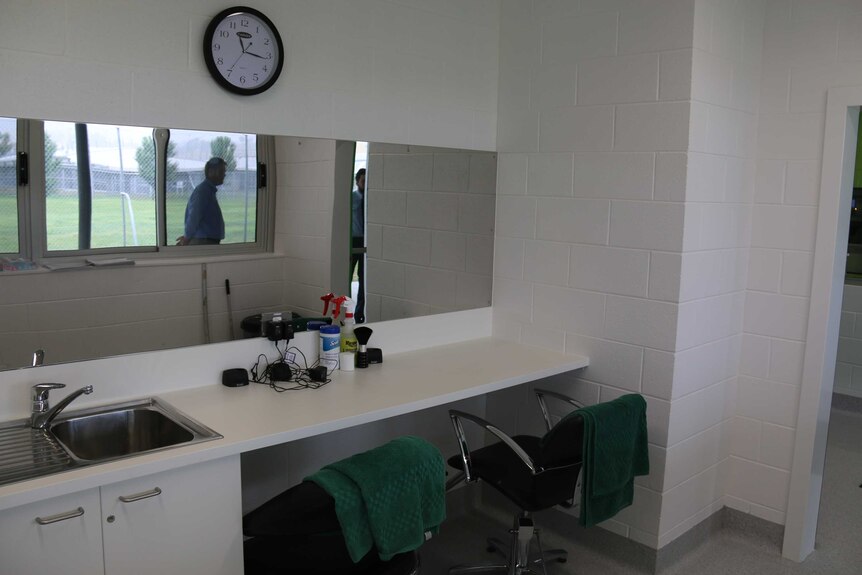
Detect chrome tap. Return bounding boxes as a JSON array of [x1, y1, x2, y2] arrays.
[[32, 349, 45, 368], [31, 384, 94, 430]]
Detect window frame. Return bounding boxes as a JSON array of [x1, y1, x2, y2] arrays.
[[3, 119, 275, 263]]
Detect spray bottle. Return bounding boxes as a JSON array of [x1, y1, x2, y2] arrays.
[[340, 297, 358, 352]]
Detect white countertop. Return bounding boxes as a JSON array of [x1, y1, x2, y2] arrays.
[[0, 337, 588, 511]]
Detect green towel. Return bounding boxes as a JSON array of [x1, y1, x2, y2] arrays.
[[574, 394, 649, 527], [306, 436, 446, 563]]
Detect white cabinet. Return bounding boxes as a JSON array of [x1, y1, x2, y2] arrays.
[[0, 455, 243, 575], [101, 455, 243, 575], [0, 488, 104, 575]]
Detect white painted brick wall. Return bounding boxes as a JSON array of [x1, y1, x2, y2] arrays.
[[493, 0, 700, 549], [494, 0, 773, 549], [730, 0, 862, 527], [0, 1, 499, 150], [659, 0, 765, 544]]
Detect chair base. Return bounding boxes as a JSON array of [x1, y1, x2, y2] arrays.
[[449, 512, 567, 575]]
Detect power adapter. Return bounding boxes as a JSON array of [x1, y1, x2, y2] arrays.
[[307, 366, 327, 382], [270, 362, 292, 381], [265, 320, 295, 342]]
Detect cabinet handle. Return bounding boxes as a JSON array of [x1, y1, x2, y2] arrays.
[[35, 506, 85, 525], [118, 487, 162, 503]]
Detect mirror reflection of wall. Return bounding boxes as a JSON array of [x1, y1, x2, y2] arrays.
[[363, 144, 496, 322]]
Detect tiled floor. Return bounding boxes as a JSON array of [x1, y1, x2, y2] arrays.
[[423, 405, 862, 574]]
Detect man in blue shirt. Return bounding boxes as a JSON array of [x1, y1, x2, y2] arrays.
[[350, 168, 366, 322], [176, 157, 227, 246]]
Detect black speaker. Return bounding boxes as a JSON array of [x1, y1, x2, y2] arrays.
[[222, 368, 249, 387]]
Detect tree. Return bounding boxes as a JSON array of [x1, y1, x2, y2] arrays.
[[44, 133, 63, 195], [0, 133, 11, 157], [210, 136, 237, 171], [135, 137, 178, 192]]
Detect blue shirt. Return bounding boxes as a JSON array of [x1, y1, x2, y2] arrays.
[[352, 187, 364, 238], [184, 179, 225, 240]]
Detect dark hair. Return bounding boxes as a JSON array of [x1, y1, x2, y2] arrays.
[[355, 168, 366, 183], [206, 157, 227, 176]]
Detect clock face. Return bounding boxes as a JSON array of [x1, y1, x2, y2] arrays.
[[203, 7, 284, 95]]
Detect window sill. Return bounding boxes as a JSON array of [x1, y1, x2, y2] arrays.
[[0, 251, 286, 275]]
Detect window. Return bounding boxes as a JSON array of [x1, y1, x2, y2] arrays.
[[42, 121, 157, 251], [0, 117, 18, 255], [165, 130, 258, 245], [0, 119, 273, 261]]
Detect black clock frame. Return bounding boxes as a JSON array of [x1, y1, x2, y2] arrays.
[[203, 6, 284, 96]]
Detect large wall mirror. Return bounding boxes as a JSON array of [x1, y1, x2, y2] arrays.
[[0, 118, 496, 371]]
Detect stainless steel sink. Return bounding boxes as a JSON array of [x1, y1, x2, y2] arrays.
[[0, 397, 221, 487]]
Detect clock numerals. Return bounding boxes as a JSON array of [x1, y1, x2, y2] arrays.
[[213, 43, 220, 51], [241, 19, 249, 27], [219, 30, 229, 38]]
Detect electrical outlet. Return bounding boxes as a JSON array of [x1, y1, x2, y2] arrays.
[[260, 311, 292, 336]]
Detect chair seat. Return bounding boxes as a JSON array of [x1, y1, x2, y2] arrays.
[[448, 435, 577, 512], [243, 481, 419, 575]]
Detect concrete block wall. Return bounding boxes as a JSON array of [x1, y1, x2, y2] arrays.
[[835, 283, 862, 399], [365, 144, 496, 322], [492, 0, 700, 549], [0, 1, 499, 151], [728, 0, 862, 526], [659, 0, 766, 545]]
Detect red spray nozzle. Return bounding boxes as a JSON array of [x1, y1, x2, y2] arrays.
[[320, 293, 335, 316], [331, 295, 348, 321]]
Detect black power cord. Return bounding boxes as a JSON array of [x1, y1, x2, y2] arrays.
[[250, 340, 331, 392]]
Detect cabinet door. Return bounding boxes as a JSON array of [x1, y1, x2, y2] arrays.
[[0, 488, 104, 575], [101, 455, 243, 575]]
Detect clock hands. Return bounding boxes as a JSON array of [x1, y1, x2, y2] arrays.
[[243, 44, 269, 59], [228, 32, 269, 72]]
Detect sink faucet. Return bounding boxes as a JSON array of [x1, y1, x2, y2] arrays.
[[32, 349, 45, 368], [31, 384, 94, 429]]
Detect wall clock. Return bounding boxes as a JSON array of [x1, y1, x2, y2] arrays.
[[203, 6, 284, 96]]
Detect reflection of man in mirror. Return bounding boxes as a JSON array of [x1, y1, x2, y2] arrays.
[[176, 157, 227, 246], [351, 168, 366, 322]]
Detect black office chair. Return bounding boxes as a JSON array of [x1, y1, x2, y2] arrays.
[[446, 389, 584, 575], [243, 480, 421, 575]]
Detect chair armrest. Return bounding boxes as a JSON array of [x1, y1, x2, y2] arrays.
[[535, 389, 584, 432], [448, 410, 538, 481]]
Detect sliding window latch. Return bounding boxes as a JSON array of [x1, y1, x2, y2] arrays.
[[257, 162, 267, 189], [17, 152, 28, 186]]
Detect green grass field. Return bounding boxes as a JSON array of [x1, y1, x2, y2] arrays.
[[0, 192, 257, 253]]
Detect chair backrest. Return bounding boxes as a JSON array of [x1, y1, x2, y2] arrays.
[[536, 411, 584, 472]]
